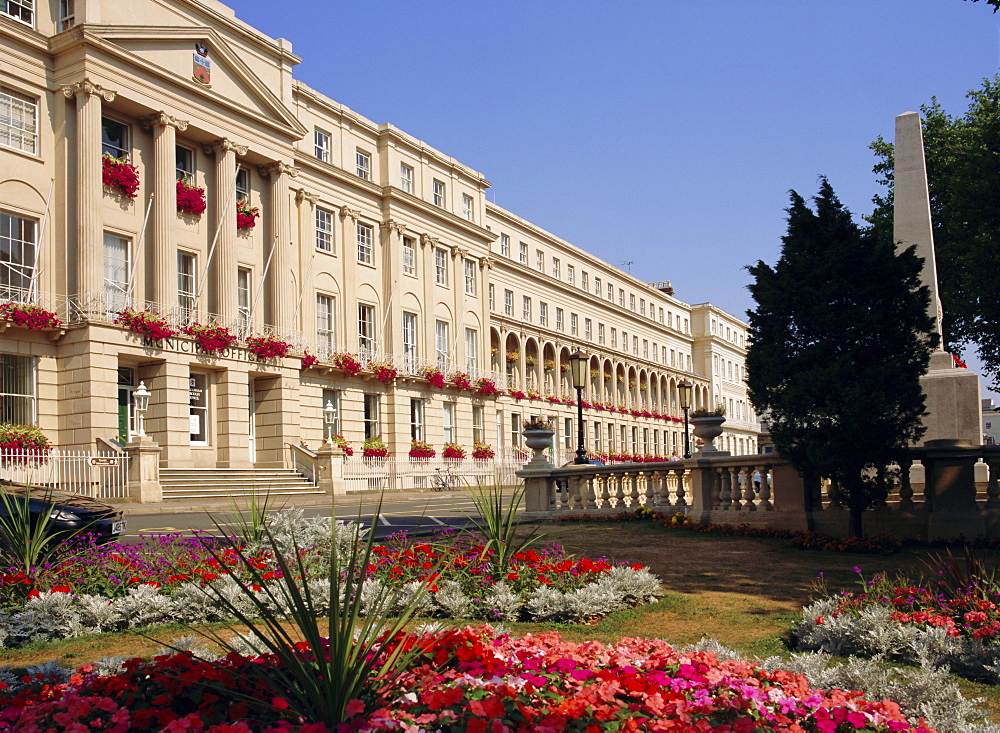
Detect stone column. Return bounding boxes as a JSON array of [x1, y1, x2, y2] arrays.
[[261, 162, 298, 331], [381, 220, 406, 354], [295, 189, 319, 346], [124, 439, 162, 503], [216, 366, 250, 468], [141, 113, 188, 308], [316, 442, 346, 494], [62, 79, 115, 302], [206, 139, 246, 321]]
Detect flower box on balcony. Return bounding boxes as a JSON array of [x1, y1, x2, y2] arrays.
[[0, 302, 62, 331], [301, 353, 319, 370], [181, 322, 236, 355], [246, 333, 292, 360], [472, 442, 495, 460], [420, 366, 446, 389], [102, 155, 140, 199], [408, 440, 436, 459], [114, 308, 176, 341], [474, 377, 500, 397], [362, 435, 389, 458], [332, 353, 363, 377], [442, 443, 466, 460], [370, 362, 398, 383], [176, 179, 207, 215], [449, 371, 472, 390], [236, 200, 259, 230]]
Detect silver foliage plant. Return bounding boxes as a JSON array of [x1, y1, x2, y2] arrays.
[[793, 597, 1000, 684]]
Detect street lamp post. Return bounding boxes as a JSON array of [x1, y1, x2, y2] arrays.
[[678, 380, 693, 459], [133, 381, 150, 439], [568, 349, 588, 464], [324, 400, 336, 440]]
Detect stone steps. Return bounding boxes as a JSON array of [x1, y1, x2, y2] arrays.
[[160, 468, 323, 500]]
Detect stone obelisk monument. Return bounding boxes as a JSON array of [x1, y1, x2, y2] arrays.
[[894, 111, 982, 444]]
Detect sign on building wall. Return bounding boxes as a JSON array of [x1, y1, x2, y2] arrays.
[[193, 42, 211, 85]]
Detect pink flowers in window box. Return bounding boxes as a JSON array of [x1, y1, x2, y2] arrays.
[[332, 353, 363, 376], [441, 442, 466, 460], [175, 179, 207, 215], [409, 440, 436, 459], [114, 308, 176, 341], [420, 366, 446, 388], [101, 155, 140, 199], [0, 302, 62, 331], [474, 377, 500, 397], [449, 371, 472, 390], [181, 322, 236, 355], [508, 389, 526, 400], [300, 352, 319, 370], [362, 435, 389, 458], [236, 200, 259, 230], [472, 442, 495, 459], [526, 389, 541, 400], [245, 333, 292, 360], [329, 434, 353, 456], [370, 362, 398, 383]]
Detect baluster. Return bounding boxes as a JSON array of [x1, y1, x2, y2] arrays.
[[598, 472, 611, 509], [756, 464, 772, 511], [614, 471, 627, 508], [897, 455, 914, 512], [630, 470, 642, 508], [651, 470, 666, 508], [565, 476, 579, 511], [717, 467, 731, 509], [679, 467, 691, 508], [742, 467, 757, 511]]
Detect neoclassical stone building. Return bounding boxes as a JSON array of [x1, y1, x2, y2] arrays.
[[0, 0, 757, 470]]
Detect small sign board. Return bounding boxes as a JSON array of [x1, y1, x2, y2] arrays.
[[193, 54, 211, 85], [90, 457, 119, 467]]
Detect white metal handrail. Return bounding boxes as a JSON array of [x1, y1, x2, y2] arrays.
[[0, 449, 129, 499]]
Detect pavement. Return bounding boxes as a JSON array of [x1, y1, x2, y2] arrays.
[[112, 492, 342, 517]]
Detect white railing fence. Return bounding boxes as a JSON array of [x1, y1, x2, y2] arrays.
[[0, 450, 130, 500], [341, 456, 524, 493]]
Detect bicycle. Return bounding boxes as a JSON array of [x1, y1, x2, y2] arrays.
[[430, 466, 460, 491]]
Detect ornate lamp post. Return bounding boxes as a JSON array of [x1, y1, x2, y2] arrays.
[[569, 349, 588, 464], [678, 380, 693, 459], [324, 400, 336, 440], [133, 381, 150, 438]]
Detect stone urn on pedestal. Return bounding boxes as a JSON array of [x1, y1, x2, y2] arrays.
[[522, 417, 555, 467], [690, 406, 729, 456]]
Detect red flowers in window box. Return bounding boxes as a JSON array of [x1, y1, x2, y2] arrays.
[[0, 302, 62, 330], [474, 377, 500, 397], [176, 179, 207, 215], [333, 353, 363, 376], [0, 424, 52, 455], [181, 322, 237, 355], [409, 440, 436, 459], [370, 362, 398, 383], [301, 352, 319, 370], [246, 333, 292, 360], [114, 307, 176, 341], [420, 366, 446, 388], [102, 155, 140, 199], [472, 442, 495, 459], [449, 371, 472, 390], [329, 434, 353, 456], [442, 442, 466, 460], [508, 389, 526, 400], [362, 435, 389, 458], [236, 200, 259, 230]]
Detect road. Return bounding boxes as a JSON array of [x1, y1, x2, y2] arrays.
[[122, 490, 503, 540]]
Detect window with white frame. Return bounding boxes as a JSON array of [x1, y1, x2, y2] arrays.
[[464, 258, 477, 295], [618, 288, 625, 307], [522, 296, 531, 321], [503, 289, 513, 316], [237, 268, 250, 332], [684, 318, 689, 333], [314, 128, 330, 162], [322, 389, 341, 438], [402, 236, 415, 275], [611, 328, 617, 348], [357, 221, 374, 264], [551, 257, 560, 279], [632, 335, 638, 354], [1, 87, 38, 155], [659, 307, 664, 324], [235, 167, 249, 202], [598, 323, 605, 344], [539, 302, 548, 327], [400, 163, 413, 193], [101, 117, 129, 159], [175, 145, 194, 182], [630, 294, 636, 312], [402, 311, 417, 371], [607, 282, 614, 301], [566, 265, 575, 286], [316, 294, 335, 354], [564, 417, 573, 450], [570, 313, 578, 336], [435, 320, 449, 368], [472, 405, 484, 444], [103, 232, 129, 312], [58, 0, 74, 30], [536, 250, 544, 272], [668, 311, 674, 328], [410, 398, 424, 441], [356, 149, 371, 180], [581, 272, 588, 291], [643, 339, 648, 359], [488, 283, 495, 310], [555, 308, 563, 332], [594, 422, 602, 452], [465, 328, 478, 373], [358, 303, 376, 355], [435, 247, 448, 285], [189, 371, 209, 445], [462, 194, 474, 221], [500, 233, 510, 257], [594, 277, 601, 297], [177, 251, 196, 322], [433, 179, 445, 207], [639, 298, 645, 316], [608, 424, 615, 451], [443, 402, 456, 443], [670, 349, 676, 367], [510, 413, 522, 448], [518, 241, 528, 265], [315, 207, 335, 253], [585, 318, 592, 341], [363, 393, 380, 439], [2, 0, 33, 27]]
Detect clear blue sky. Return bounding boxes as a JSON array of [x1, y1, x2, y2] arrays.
[[233, 0, 1000, 397]]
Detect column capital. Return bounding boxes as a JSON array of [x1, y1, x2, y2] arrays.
[[295, 188, 319, 205], [481, 256, 496, 271], [139, 111, 189, 132], [420, 233, 439, 248], [258, 161, 298, 178], [61, 79, 116, 102], [381, 219, 408, 235], [454, 247, 469, 260], [203, 138, 248, 157], [339, 205, 361, 221]]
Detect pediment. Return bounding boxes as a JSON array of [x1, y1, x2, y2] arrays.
[[87, 26, 307, 140]]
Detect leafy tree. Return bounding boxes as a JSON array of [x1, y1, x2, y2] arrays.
[[869, 76, 1000, 389], [746, 179, 938, 537]]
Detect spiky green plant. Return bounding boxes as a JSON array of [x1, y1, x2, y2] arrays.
[[463, 478, 543, 574], [188, 495, 441, 725], [0, 485, 72, 575], [225, 485, 283, 549]]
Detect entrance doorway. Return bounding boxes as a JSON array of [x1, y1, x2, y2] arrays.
[[248, 387, 257, 464]]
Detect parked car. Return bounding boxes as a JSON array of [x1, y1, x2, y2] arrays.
[[0, 485, 126, 547]]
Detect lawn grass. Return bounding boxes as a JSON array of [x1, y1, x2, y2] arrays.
[[2, 519, 998, 723]]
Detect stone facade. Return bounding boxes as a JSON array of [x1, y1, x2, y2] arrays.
[[0, 0, 757, 468]]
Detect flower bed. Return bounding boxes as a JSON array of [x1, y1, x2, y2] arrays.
[[0, 302, 61, 330], [246, 334, 292, 360], [181, 323, 237, 355], [114, 308, 176, 340], [176, 179, 207, 214], [101, 155, 139, 199], [0, 626, 931, 732]]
